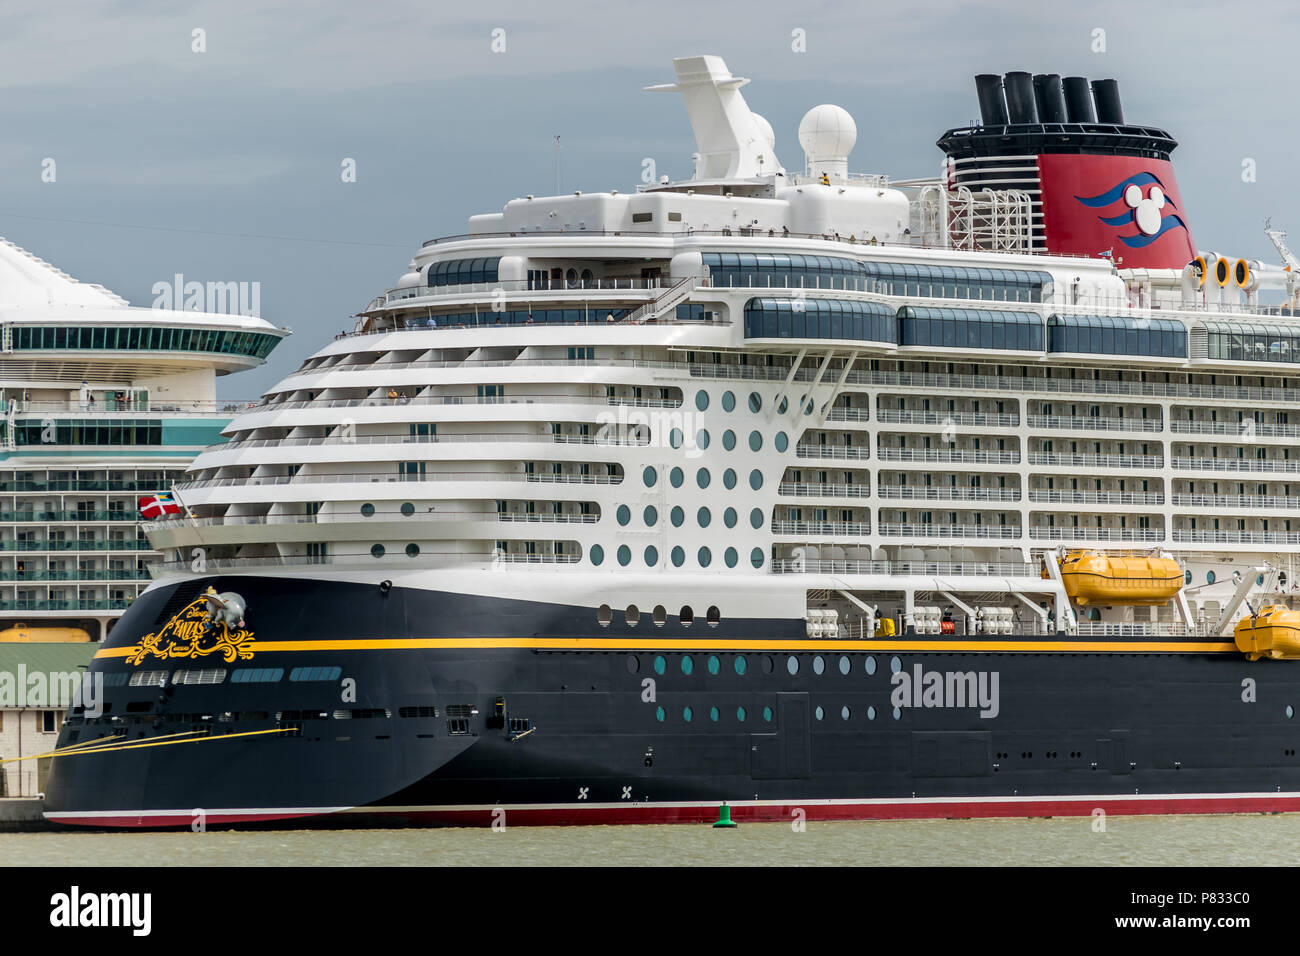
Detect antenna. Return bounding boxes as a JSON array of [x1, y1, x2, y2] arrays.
[[554, 135, 562, 194]]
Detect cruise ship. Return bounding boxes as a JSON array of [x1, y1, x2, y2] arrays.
[[43, 57, 1300, 827], [0, 239, 286, 643]]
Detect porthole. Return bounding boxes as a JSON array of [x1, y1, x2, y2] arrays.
[[749, 469, 763, 490], [707, 655, 720, 675], [653, 655, 666, 675], [695, 390, 710, 411], [697, 506, 712, 528], [775, 432, 789, 453], [815, 706, 824, 721], [838, 656, 850, 675], [642, 466, 657, 487], [1289, 705, 1295, 719], [644, 505, 658, 526], [867, 705, 876, 721], [671, 546, 685, 567], [750, 508, 764, 529], [360, 503, 376, 517], [656, 706, 665, 722], [709, 706, 719, 722], [723, 468, 737, 490], [671, 506, 685, 527], [680, 605, 694, 624], [1185, 569, 1192, 585], [723, 430, 737, 450], [681, 655, 694, 676], [670, 467, 684, 488], [841, 706, 850, 721], [787, 655, 799, 675], [598, 604, 613, 626], [748, 391, 763, 413], [736, 706, 747, 722], [890, 656, 902, 674], [370, 543, 385, 558], [1258, 574, 1266, 586], [892, 706, 901, 720], [617, 504, 631, 526], [749, 430, 763, 452], [404, 543, 420, 557], [625, 604, 639, 625], [722, 390, 736, 412], [724, 547, 738, 568], [653, 605, 667, 626], [625, 654, 638, 673], [617, 545, 631, 566], [683, 706, 694, 722], [696, 430, 710, 450], [777, 397, 788, 414], [724, 507, 738, 528], [696, 468, 711, 489], [669, 428, 684, 449], [698, 547, 712, 568], [750, 547, 765, 569], [590, 544, 605, 565], [813, 655, 825, 675], [762, 705, 773, 722], [1207, 570, 1216, 585], [735, 656, 747, 676], [645, 545, 660, 566], [400, 502, 415, 517], [865, 655, 877, 675], [707, 606, 720, 626]]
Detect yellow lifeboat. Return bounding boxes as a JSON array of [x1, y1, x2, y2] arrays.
[[1058, 550, 1184, 607], [0, 623, 91, 643], [1234, 606, 1300, 661]]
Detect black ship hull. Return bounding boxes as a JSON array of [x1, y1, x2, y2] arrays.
[[42, 575, 1300, 828]]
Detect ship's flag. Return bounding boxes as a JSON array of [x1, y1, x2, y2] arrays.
[[138, 493, 182, 520]]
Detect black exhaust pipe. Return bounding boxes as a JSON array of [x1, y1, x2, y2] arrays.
[[1062, 76, 1096, 123], [1003, 71, 1038, 124], [975, 73, 1009, 126], [1034, 73, 1067, 123], [1091, 78, 1124, 125]]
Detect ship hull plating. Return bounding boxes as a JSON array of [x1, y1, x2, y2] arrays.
[[42, 576, 1300, 829]]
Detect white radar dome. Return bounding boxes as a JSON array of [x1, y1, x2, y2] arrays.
[[798, 104, 856, 180], [751, 112, 777, 153]]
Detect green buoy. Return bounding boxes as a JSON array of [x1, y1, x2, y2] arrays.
[[713, 803, 738, 828]]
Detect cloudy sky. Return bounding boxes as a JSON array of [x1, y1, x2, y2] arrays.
[[2, 0, 1297, 397]]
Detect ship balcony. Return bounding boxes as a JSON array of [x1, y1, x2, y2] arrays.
[[1172, 456, 1300, 474], [877, 523, 1021, 540], [1026, 414, 1162, 433], [876, 408, 1019, 428], [173, 469, 624, 494], [1171, 529, 1300, 544], [1026, 526, 1164, 542], [876, 447, 1019, 465], [769, 557, 1038, 576], [1027, 489, 1165, 506], [1172, 493, 1300, 510], [777, 481, 871, 499], [823, 407, 871, 423], [877, 485, 1021, 501], [1169, 420, 1300, 438], [1028, 452, 1164, 469], [771, 519, 871, 537], [794, 443, 870, 461]]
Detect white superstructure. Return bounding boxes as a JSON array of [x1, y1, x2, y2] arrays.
[[146, 55, 1300, 640]]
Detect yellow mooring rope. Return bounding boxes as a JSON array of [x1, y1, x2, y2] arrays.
[[0, 726, 290, 765]]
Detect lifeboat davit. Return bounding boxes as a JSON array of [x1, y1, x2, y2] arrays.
[[1058, 550, 1184, 606], [1234, 606, 1300, 661]]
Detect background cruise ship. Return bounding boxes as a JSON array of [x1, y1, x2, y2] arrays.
[[44, 56, 1300, 827], [0, 237, 287, 642]]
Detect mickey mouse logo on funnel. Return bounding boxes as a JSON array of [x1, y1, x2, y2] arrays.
[[1076, 172, 1189, 248]]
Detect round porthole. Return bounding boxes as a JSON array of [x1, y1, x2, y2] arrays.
[[892, 707, 901, 720], [723, 468, 737, 490], [590, 544, 604, 565], [749, 508, 764, 529], [671, 506, 685, 527], [707, 655, 720, 675], [643, 466, 657, 487], [838, 656, 850, 675], [405, 543, 420, 557], [681, 655, 694, 675], [617, 504, 631, 526], [722, 391, 736, 412], [735, 656, 747, 676], [599, 605, 613, 626], [669, 428, 684, 449], [865, 655, 877, 675], [723, 430, 737, 451], [709, 706, 719, 722], [617, 545, 631, 566], [736, 706, 747, 722], [890, 656, 902, 674], [867, 705, 876, 721], [775, 432, 789, 452], [671, 546, 685, 567], [724, 547, 738, 568], [695, 390, 710, 412], [697, 507, 711, 528], [653, 655, 666, 675], [1207, 570, 1216, 585], [400, 502, 415, 517], [655, 706, 665, 722], [370, 543, 385, 558], [683, 706, 693, 722], [696, 468, 711, 489], [696, 430, 710, 451], [813, 655, 825, 675], [750, 547, 765, 568], [1185, 570, 1192, 585], [670, 467, 684, 488], [762, 706, 773, 722], [748, 392, 762, 413], [360, 503, 376, 517], [749, 431, 763, 452], [841, 706, 851, 721], [749, 470, 763, 490], [787, 655, 799, 675], [644, 545, 659, 566], [815, 706, 824, 721], [724, 507, 738, 528], [644, 505, 658, 526], [698, 547, 712, 567]]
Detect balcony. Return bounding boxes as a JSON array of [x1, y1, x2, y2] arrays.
[[777, 482, 871, 499], [174, 471, 623, 491], [877, 448, 1019, 464], [771, 558, 1038, 576], [771, 520, 871, 536], [1028, 490, 1164, 506], [876, 409, 1019, 427], [1028, 452, 1163, 469], [1172, 457, 1300, 474], [1172, 493, 1300, 510], [1027, 527, 1164, 542], [383, 276, 667, 305], [1026, 414, 1162, 433], [0, 540, 153, 552], [1170, 420, 1300, 438], [877, 523, 1021, 539], [878, 486, 1021, 501], [795, 444, 870, 461], [1172, 529, 1300, 545]]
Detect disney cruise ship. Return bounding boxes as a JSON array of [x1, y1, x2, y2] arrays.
[[44, 57, 1300, 827]]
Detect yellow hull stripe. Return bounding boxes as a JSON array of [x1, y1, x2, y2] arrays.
[[93, 637, 1239, 659]]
